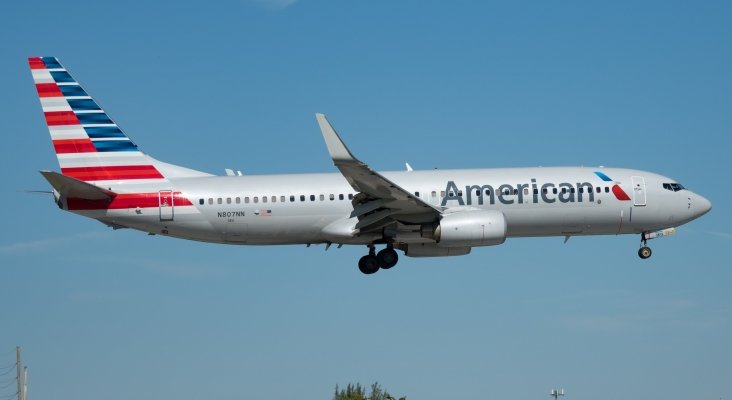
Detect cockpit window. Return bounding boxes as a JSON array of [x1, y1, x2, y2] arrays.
[[663, 183, 686, 192]]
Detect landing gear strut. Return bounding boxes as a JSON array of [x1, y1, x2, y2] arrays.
[[358, 244, 399, 274], [638, 234, 652, 259]]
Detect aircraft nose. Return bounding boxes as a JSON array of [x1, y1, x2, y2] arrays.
[[696, 194, 712, 217]]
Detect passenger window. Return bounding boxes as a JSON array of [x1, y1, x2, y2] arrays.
[[280, 196, 285, 202], [319, 194, 325, 201], [596, 187, 601, 193], [431, 191, 437, 197], [542, 188, 547, 194], [310, 195, 316, 201], [199, 199, 204, 205], [570, 188, 575, 194], [329, 194, 335, 201], [208, 198, 213, 205], [458, 190, 463, 196], [236, 197, 241, 204], [524, 188, 529, 195], [605, 187, 610, 193], [415, 191, 420, 197], [504, 189, 510, 195], [441, 191, 446, 197], [226, 197, 231, 204], [254, 197, 259, 203], [290, 195, 295, 202], [553, 188, 558, 194], [561, 188, 567, 194], [262, 196, 267, 203], [485, 189, 491, 195], [533, 189, 538, 195], [339, 194, 344, 200], [513, 189, 518, 195], [300, 195, 305, 201], [217, 198, 222, 204], [475, 190, 481, 196], [348, 194, 354, 200], [245, 197, 250, 204]]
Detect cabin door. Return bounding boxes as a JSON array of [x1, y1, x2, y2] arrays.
[[159, 190, 174, 221], [631, 176, 646, 206]]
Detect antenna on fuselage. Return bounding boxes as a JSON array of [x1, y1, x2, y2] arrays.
[[224, 169, 244, 176]]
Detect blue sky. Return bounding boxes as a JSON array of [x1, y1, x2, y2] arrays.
[[1, 1, 730, 399]]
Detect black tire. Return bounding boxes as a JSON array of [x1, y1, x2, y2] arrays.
[[358, 255, 380, 274], [377, 248, 399, 269], [638, 246, 652, 259]]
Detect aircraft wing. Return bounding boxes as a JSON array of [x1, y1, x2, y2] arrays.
[[316, 114, 441, 233]]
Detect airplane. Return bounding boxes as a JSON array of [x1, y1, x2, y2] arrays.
[[28, 57, 712, 274]]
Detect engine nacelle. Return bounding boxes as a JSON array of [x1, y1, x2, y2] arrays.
[[403, 243, 471, 258], [435, 210, 507, 247]]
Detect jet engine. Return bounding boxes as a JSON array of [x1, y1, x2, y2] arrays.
[[403, 243, 471, 257], [435, 210, 507, 247]]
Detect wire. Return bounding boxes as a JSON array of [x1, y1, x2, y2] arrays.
[[0, 364, 16, 374], [0, 368, 16, 377]]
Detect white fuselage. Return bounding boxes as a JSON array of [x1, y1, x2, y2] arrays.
[[68, 166, 710, 247]]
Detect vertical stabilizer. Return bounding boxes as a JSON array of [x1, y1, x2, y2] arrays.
[[29, 57, 210, 184]]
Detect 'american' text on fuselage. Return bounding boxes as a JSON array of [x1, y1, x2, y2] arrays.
[[441, 179, 597, 207]]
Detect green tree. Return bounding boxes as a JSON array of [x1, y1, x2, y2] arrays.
[[333, 382, 406, 400]]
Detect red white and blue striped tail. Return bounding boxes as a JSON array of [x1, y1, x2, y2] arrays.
[[29, 56, 209, 184]]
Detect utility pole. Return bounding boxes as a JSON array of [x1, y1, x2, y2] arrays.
[[22, 367, 27, 400], [15, 347, 22, 400], [550, 388, 565, 400]]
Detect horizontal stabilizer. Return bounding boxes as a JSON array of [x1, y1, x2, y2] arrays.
[[40, 170, 117, 200]]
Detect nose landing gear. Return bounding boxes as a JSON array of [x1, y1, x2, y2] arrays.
[[638, 233, 652, 259], [637, 228, 677, 259], [638, 245, 652, 259], [358, 244, 399, 274]]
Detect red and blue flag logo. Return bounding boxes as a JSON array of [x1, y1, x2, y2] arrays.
[[594, 171, 631, 201]]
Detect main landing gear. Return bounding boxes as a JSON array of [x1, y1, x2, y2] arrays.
[[638, 234, 652, 260], [358, 244, 399, 274]]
